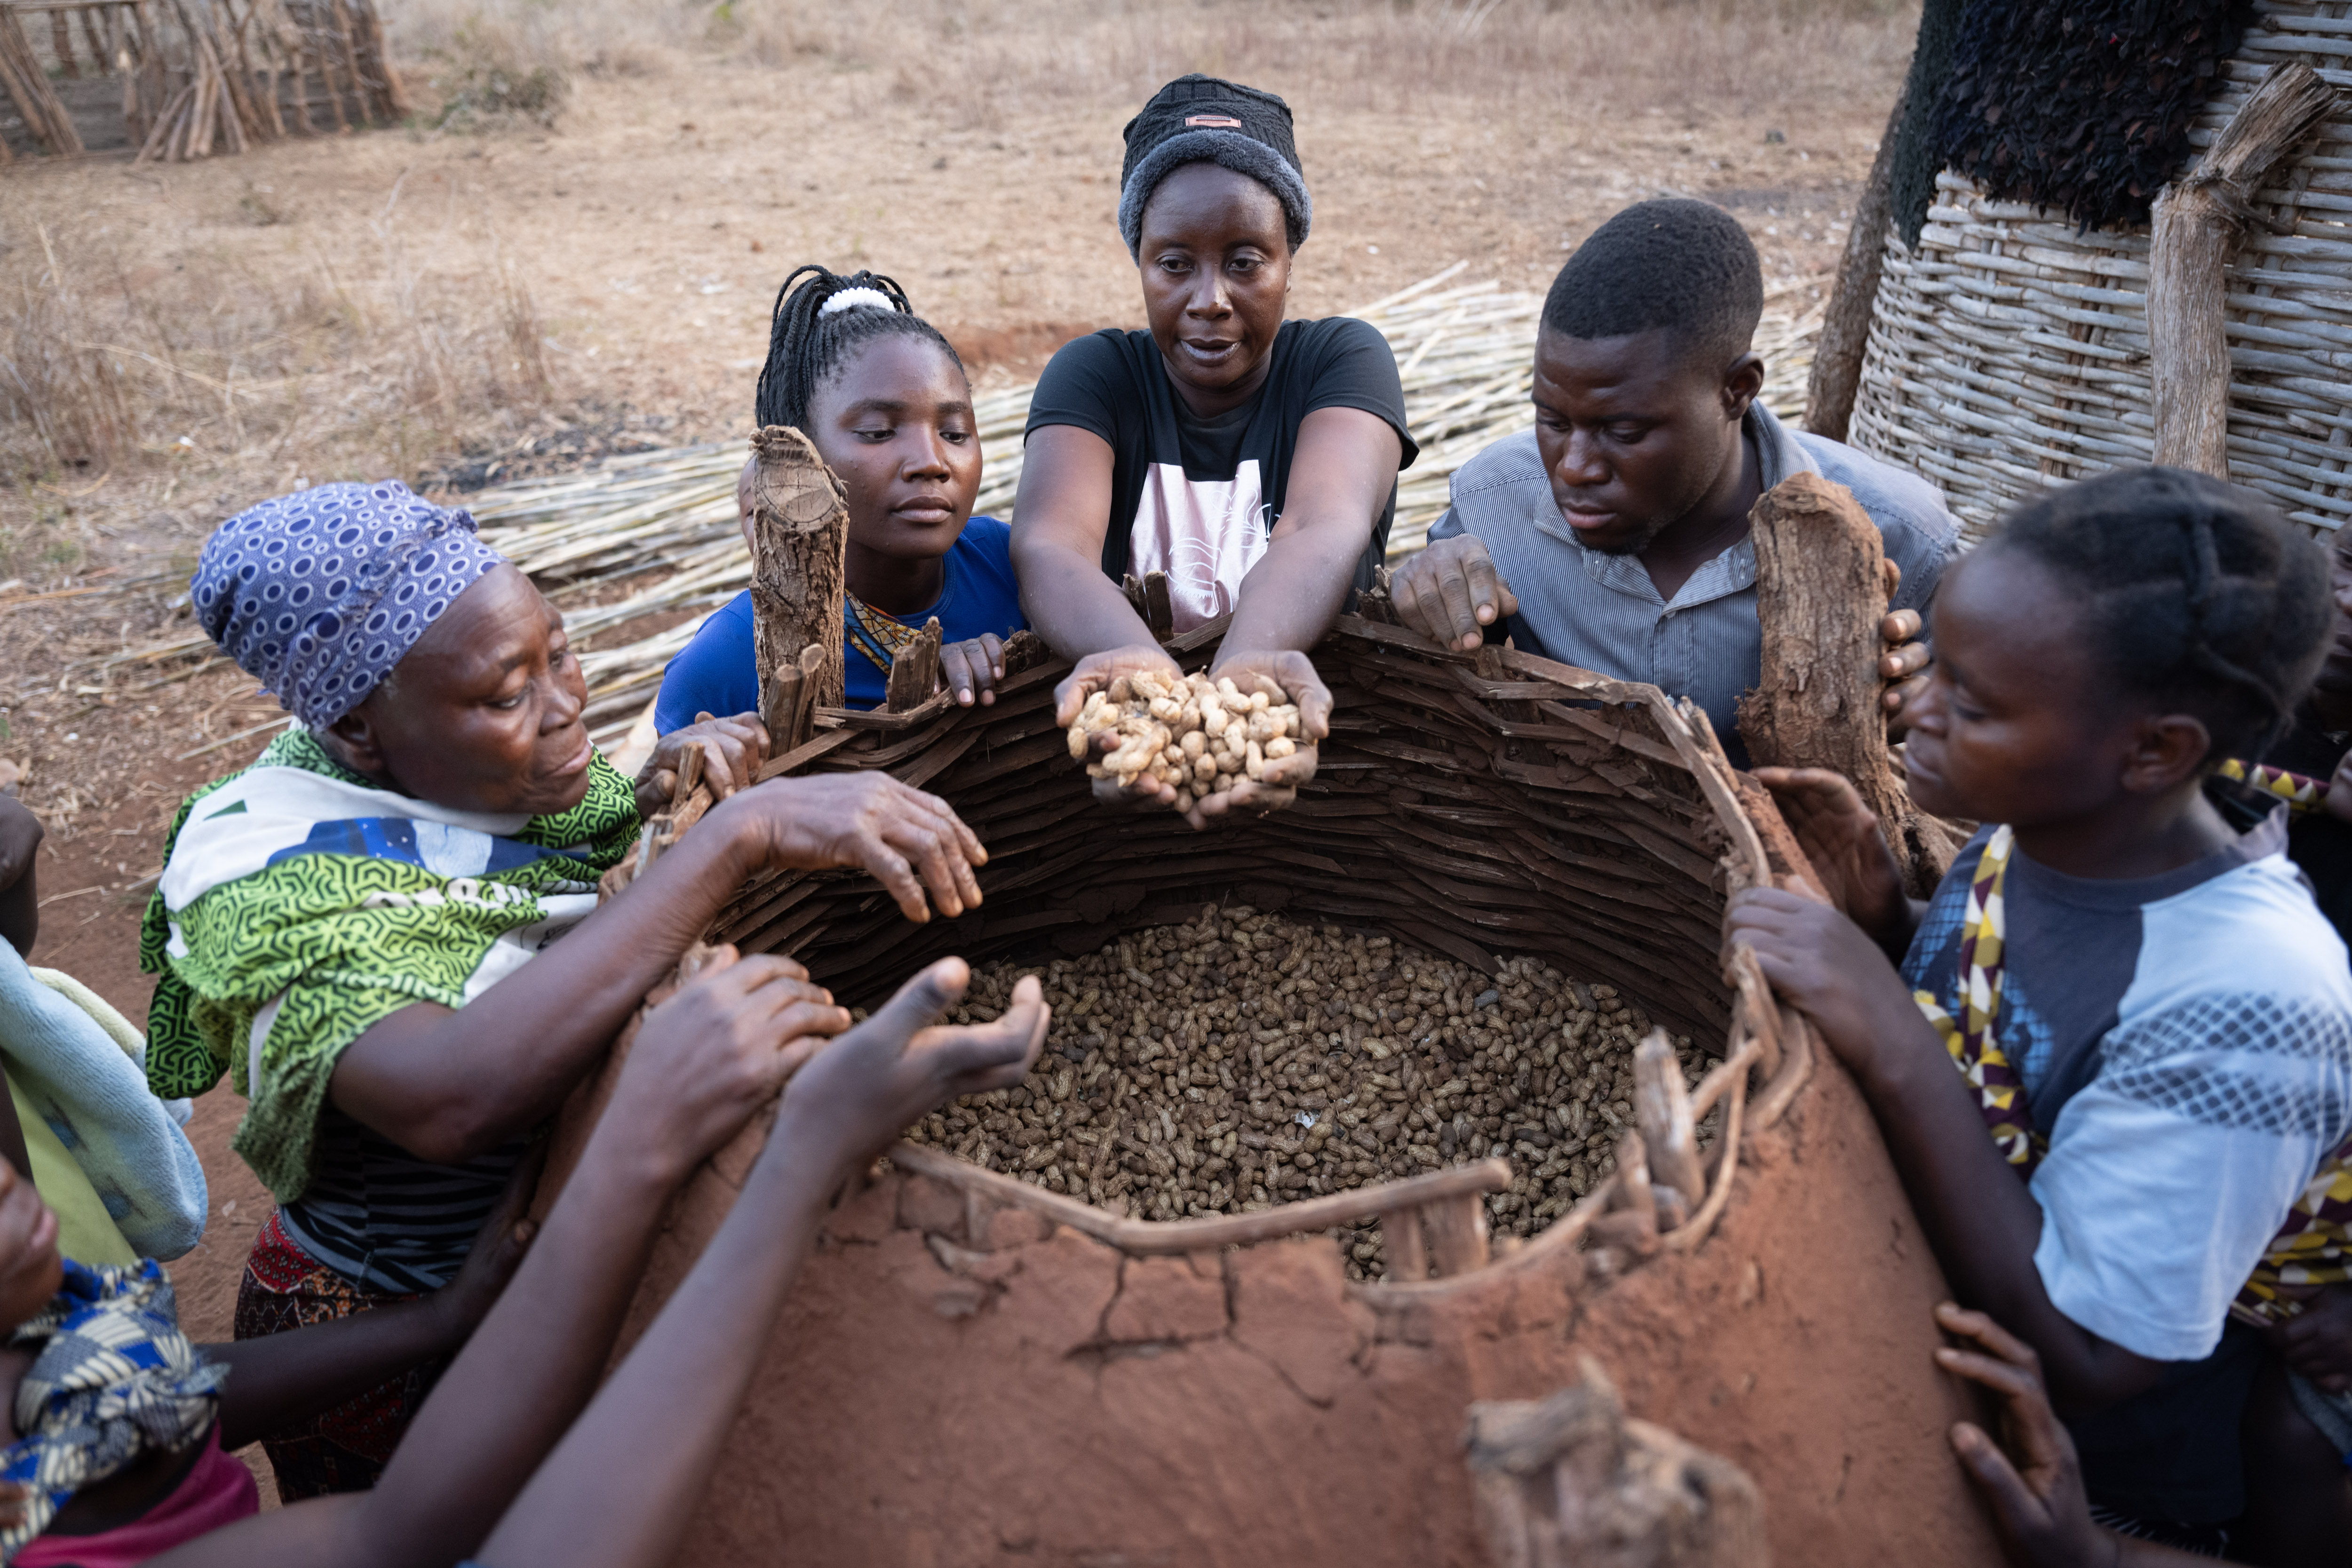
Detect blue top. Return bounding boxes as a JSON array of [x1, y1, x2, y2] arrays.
[[653, 516, 1026, 729]]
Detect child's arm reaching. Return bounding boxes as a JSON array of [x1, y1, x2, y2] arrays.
[[198, 1162, 537, 1452], [148, 945, 851, 1568], [1725, 889, 2164, 1413], [472, 955, 1048, 1568], [1936, 1303, 2202, 1568]]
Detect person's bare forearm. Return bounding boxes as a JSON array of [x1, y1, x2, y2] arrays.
[[1015, 536, 1157, 661], [1215, 517, 1364, 665], [204, 1296, 464, 1452], [473, 1108, 842, 1568], [339, 1134, 679, 1568], [144, 1089, 694, 1568], [1852, 1012, 2158, 1411], [329, 821, 751, 1163]]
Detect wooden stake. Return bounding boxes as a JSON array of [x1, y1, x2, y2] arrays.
[[51, 10, 79, 77], [1421, 1189, 1490, 1277], [347, 0, 404, 117], [1466, 1360, 1769, 1568], [883, 616, 944, 713], [761, 641, 825, 756], [1632, 1029, 1704, 1220], [1121, 570, 1175, 643], [2150, 63, 2337, 478], [1382, 1203, 1430, 1283], [326, 0, 365, 123], [132, 78, 189, 161], [1735, 471, 1959, 899], [748, 426, 849, 718], [1805, 79, 1906, 443], [0, 10, 86, 154]]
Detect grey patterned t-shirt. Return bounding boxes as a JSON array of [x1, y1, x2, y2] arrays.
[[1902, 800, 2352, 1362]]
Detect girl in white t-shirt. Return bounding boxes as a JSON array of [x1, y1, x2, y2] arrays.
[[1727, 465, 2351, 1553]]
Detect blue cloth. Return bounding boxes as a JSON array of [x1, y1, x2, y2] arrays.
[[0, 1258, 226, 1560], [654, 517, 1026, 730], [191, 482, 505, 730]]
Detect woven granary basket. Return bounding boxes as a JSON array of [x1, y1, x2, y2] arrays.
[[541, 613, 2007, 1567], [1849, 1, 2352, 541]]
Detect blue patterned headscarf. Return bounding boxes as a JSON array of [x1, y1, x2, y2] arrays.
[[191, 482, 505, 731]]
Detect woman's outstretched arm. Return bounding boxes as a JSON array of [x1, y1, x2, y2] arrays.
[[148, 946, 851, 1568], [1009, 424, 1164, 663], [327, 771, 986, 1166], [473, 956, 1048, 1568]]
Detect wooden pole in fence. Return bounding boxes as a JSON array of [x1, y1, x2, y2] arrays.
[[1804, 80, 1906, 444], [2149, 63, 2337, 479]]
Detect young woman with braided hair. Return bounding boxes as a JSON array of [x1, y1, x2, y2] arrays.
[[654, 265, 1026, 727], [1725, 466, 2352, 1558]]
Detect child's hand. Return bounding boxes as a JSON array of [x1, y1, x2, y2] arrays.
[[1934, 1302, 2113, 1568], [1057, 645, 1192, 811], [1186, 651, 1329, 829], [1750, 767, 1910, 944], [942, 634, 1007, 708], [1724, 885, 1923, 1079], [602, 946, 851, 1187], [636, 712, 771, 815], [2270, 1282, 2352, 1393], [778, 956, 1047, 1175]]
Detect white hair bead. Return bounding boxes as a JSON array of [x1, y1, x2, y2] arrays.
[[818, 287, 898, 318]]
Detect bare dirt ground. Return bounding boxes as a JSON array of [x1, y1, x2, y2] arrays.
[[0, 0, 1915, 1508]]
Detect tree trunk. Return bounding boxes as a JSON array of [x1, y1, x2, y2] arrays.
[[1804, 79, 1907, 443], [1736, 473, 1958, 899], [2149, 63, 2336, 478], [748, 425, 849, 724]]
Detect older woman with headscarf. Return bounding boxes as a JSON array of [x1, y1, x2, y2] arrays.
[[1012, 74, 1418, 829], [139, 481, 986, 1499]]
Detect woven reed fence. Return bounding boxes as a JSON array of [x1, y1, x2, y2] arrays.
[[1850, 2, 2352, 540], [0, 0, 400, 163], [627, 602, 1821, 1286]]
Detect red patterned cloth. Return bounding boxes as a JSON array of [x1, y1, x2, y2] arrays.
[[232, 1210, 445, 1499]]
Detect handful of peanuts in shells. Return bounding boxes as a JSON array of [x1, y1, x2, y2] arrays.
[[1066, 669, 1304, 814]]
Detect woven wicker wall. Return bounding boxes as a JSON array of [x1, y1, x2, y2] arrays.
[[1850, 1, 2352, 540], [707, 614, 1777, 1051]]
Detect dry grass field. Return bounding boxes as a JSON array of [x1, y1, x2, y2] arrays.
[[0, 0, 1915, 1372]]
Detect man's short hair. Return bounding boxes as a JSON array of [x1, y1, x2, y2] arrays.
[[1541, 199, 1763, 372]]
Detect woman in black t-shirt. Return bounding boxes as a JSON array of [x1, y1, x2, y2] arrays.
[[1013, 73, 1417, 828]]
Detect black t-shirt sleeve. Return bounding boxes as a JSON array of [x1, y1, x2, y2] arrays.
[[1023, 329, 1133, 449], [1295, 316, 1420, 473]]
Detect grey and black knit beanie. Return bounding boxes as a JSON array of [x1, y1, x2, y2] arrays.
[[1117, 74, 1311, 257]]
